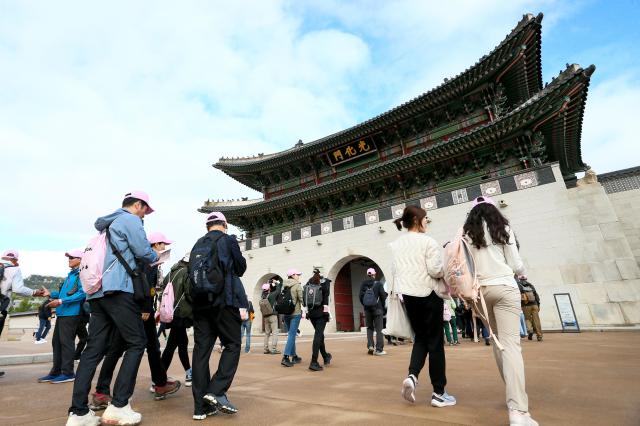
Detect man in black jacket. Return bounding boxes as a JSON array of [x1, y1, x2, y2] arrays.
[[302, 269, 332, 371], [191, 212, 249, 420], [359, 268, 387, 355], [517, 276, 543, 341]]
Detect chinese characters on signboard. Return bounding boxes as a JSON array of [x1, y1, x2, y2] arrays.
[[326, 138, 377, 166]]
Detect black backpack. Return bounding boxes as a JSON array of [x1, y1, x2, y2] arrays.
[[303, 283, 323, 310], [275, 285, 295, 315], [362, 282, 379, 309], [189, 232, 226, 301]]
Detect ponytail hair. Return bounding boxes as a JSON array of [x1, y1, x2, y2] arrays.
[[394, 205, 427, 231]]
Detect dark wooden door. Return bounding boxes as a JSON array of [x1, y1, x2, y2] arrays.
[[334, 263, 354, 331]]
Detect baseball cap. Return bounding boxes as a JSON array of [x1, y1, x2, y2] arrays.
[[124, 190, 154, 214], [367, 267, 376, 275], [148, 231, 173, 245], [287, 268, 303, 277], [261, 283, 270, 291], [65, 249, 84, 259], [1, 249, 19, 261], [206, 212, 227, 225], [471, 196, 496, 208]]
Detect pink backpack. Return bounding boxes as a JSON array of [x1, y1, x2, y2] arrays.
[[79, 232, 108, 295], [159, 281, 175, 324], [443, 228, 503, 350]]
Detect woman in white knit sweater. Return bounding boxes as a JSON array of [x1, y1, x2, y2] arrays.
[[463, 196, 537, 426], [390, 206, 456, 408]]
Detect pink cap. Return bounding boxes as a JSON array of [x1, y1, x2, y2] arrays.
[[472, 196, 496, 208], [148, 232, 173, 245], [1, 249, 19, 260], [287, 268, 303, 277], [65, 249, 84, 259], [261, 283, 270, 291], [206, 212, 227, 224], [367, 268, 376, 276], [124, 191, 154, 214]]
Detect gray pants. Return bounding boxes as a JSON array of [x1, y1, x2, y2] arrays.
[[263, 315, 279, 351], [480, 285, 529, 412], [365, 310, 384, 351]]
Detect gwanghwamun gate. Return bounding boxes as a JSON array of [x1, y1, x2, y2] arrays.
[[201, 14, 640, 334]]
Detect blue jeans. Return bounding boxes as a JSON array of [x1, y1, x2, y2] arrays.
[[519, 312, 527, 337], [36, 318, 51, 340], [283, 314, 301, 357], [241, 320, 252, 352]]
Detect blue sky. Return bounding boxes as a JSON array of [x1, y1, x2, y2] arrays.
[[0, 0, 638, 276]]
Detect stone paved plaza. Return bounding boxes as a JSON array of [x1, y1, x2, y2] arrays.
[[1, 331, 639, 425]]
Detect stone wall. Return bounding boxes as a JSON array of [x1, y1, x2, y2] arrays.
[[241, 164, 640, 333]]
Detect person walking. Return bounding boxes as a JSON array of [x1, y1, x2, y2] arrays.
[[241, 299, 254, 353], [160, 252, 194, 387], [517, 276, 543, 341], [37, 249, 87, 384], [279, 269, 303, 368], [359, 268, 387, 355], [66, 191, 158, 426], [260, 280, 281, 355], [462, 196, 538, 426], [303, 268, 332, 371], [190, 212, 249, 420], [35, 299, 52, 344], [390, 206, 456, 408], [443, 298, 460, 345]]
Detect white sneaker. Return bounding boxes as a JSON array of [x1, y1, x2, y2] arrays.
[[149, 382, 155, 393], [35, 339, 47, 345], [431, 391, 457, 407], [401, 374, 417, 403], [509, 409, 539, 426], [66, 410, 101, 426], [101, 403, 142, 425]]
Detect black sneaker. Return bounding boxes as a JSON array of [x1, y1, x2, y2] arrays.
[[323, 353, 332, 366], [292, 355, 302, 364], [537, 335, 543, 342], [367, 346, 374, 355], [527, 333, 533, 340], [193, 407, 218, 420], [281, 356, 293, 367], [309, 362, 324, 372], [0, 371, 4, 378], [203, 393, 238, 414]]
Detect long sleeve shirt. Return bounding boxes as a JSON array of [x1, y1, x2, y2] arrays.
[[466, 225, 525, 288], [1, 261, 34, 300], [50, 268, 86, 317], [389, 232, 446, 298]]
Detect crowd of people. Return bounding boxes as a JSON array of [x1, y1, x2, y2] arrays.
[[0, 191, 541, 426]]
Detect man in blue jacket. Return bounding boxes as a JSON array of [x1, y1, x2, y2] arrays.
[[191, 212, 249, 420], [66, 191, 158, 426], [38, 249, 87, 384]]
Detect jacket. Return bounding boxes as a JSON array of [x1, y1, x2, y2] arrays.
[[264, 284, 281, 315], [517, 279, 540, 307], [142, 263, 160, 314], [50, 268, 86, 317], [304, 278, 331, 320], [0, 261, 34, 301], [92, 209, 158, 299], [389, 232, 447, 298], [359, 279, 387, 314], [38, 301, 52, 320], [283, 278, 303, 315], [192, 231, 249, 310], [465, 225, 524, 288]]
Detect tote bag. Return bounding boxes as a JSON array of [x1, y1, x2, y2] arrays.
[[382, 276, 414, 340]]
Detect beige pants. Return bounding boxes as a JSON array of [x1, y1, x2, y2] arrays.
[[523, 305, 543, 337], [480, 285, 529, 412], [263, 315, 279, 351]]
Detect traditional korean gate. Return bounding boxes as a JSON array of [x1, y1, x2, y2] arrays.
[[334, 263, 355, 332]]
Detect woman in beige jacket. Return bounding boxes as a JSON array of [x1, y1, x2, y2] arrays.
[[390, 206, 456, 408]]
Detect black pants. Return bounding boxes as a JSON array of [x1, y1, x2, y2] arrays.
[[192, 306, 241, 414], [403, 292, 446, 394], [50, 315, 81, 376], [74, 316, 89, 360], [162, 325, 191, 371], [309, 316, 328, 363], [365, 310, 384, 351], [0, 311, 6, 337], [69, 292, 146, 415], [96, 312, 167, 394]]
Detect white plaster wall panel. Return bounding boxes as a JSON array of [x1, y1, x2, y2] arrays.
[[600, 222, 626, 241], [589, 261, 623, 282], [605, 280, 640, 302], [615, 259, 640, 280], [588, 303, 626, 325], [620, 301, 640, 323]]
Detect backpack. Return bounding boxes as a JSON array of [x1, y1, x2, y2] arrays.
[[159, 281, 175, 323], [189, 232, 225, 300], [443, 302, 452, 321], [275, 285, 295, 315], [79, 231, 108, 295], [362, 282, 379, 309], [303, 283, 323, 310], [259, 293, 274, 316], [167, 264, 192, 320], [443, 228, 503, 350]]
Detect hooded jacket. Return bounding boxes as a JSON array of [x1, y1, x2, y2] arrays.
[[91, 208, 158, 299], [50, 267, 86, 317], [283, 278, 303, 315], [0, 260, 34, 301]]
